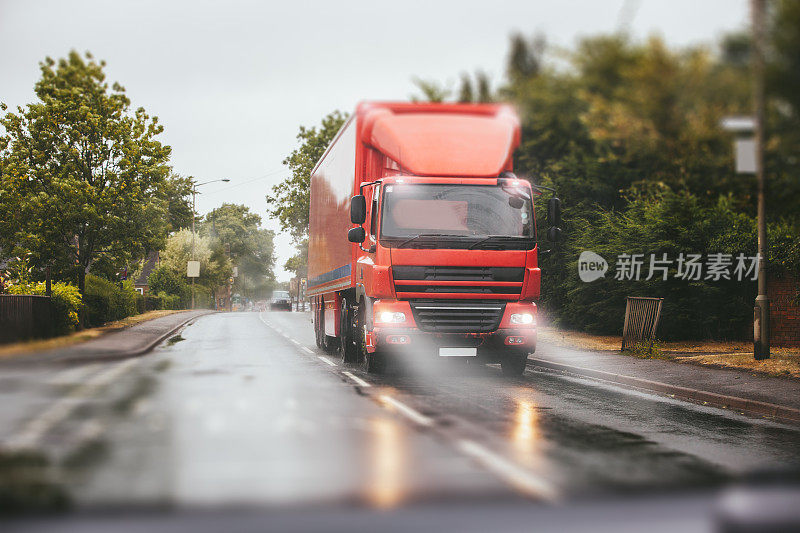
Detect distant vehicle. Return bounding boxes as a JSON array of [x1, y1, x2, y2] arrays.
[[307, 102, 562, 375], [270, 290, 291, 311]]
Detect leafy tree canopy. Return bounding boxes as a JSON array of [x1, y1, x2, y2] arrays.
[[266, 110, 348, 241], [0, 51, 181, 292]]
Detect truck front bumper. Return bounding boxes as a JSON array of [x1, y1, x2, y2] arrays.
[[367, 327, 536, 361], [367, 299, 537, 360]]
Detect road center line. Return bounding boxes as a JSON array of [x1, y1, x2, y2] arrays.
[[318, 356, 337, 367], [301, 346, 314, 354], [380, 395, 433, 427], [455, 439, 559, 502], [342, 371, 371, 388], [3, 358, 139, 450], [290, 339, 301, 345], [48, 363, 103, 385]]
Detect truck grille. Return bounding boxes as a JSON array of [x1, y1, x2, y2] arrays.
[[409, 300, 506, 333], [392, 266, 524, 282], [393, 266, 524, 300]]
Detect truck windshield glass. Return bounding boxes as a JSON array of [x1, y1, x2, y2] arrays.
[[380, 184, 534, 241]]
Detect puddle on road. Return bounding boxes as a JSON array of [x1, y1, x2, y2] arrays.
[[166, 335, 185, 346]]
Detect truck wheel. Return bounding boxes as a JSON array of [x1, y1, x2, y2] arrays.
[[314, 301, 324, 349], [356, 303, 384, 374], [500, 350, 529, 377], [340, 298, 359, 363]]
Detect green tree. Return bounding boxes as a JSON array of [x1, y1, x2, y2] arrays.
[[163, 173, 194, 232], [410, 77, 452, 103], [266, 111, 348, 240], [148, 264, 189, 299], [203, 203, 276, 298], [507, 33, 545, 84], [457, 73, 474, 103], [0, 51, 174, 296], [496, 31, 788, 337], [475, 71, 492, 103], [284, 238, 308, 277], [159, 228, 231, 292]]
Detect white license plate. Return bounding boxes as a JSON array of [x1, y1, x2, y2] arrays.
[[439, 347, 477, 357]]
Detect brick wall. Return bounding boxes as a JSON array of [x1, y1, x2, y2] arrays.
[[768, 274, 800, 347]]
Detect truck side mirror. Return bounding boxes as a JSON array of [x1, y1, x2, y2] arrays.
[[547, 226, 562, 242], [547, 197, 561, 227], [350, 195, 367, 225], [348, 227, 366, 243]]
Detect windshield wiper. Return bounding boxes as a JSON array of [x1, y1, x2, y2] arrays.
[[394, 233, 450, 248], [468, 235, 532, 250]]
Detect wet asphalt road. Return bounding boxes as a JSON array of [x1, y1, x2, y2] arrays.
[[2, 311, 800, 513]]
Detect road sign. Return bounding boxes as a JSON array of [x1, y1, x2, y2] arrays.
[[187, 260, 200, 278], [735, 138, 757, 173]]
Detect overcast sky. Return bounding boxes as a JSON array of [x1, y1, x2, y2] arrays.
[[1, 0, 749, 281]]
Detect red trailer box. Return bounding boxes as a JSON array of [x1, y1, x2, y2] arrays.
[[307, 102, 560, 375]]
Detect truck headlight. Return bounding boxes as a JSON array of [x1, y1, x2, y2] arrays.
[[378, 311, 406, 324], [510, 313, 535, 325]]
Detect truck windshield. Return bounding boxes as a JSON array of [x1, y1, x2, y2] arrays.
[[380, 184, 534, 247]]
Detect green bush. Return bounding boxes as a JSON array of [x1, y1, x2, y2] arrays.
[[148, 266, 189, 299], [83, 275, 139, 327], [7, 282, 82, 335], [549, 189, 762, 340]]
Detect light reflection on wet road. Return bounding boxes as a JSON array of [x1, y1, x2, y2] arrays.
[[2, 311, 800, 512]]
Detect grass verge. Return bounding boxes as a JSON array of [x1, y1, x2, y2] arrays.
[[538, 325, 800, 379]]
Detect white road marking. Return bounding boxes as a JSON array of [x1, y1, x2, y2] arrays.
[[3, 358, 140, 450], [379, 395, 433, 427], [290, 339, 301, 345], [342, 371, 371, 388], [301, 346, 314, 354], [72, 418, 105, 445], [318, 356, 337, 367], [48, 363, 102, 385], [456, 439, 559, 502]]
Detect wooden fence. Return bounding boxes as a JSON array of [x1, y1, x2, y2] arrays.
[[0, 294, 54, 343], [621, 296, 664, 352]]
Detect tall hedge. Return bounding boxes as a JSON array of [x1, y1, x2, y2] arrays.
[[547, 188, 763, 340], [83, 275, 139, 327]]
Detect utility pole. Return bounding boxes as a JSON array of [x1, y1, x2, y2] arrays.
[[752, 0, 769, 359], [189, 178, 230, 311], [191, 185, 196, 310]]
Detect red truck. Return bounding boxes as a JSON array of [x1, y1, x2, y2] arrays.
[[307, 102, 561, 375]]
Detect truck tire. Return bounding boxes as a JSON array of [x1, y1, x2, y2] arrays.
[[356, 303, 384, 374], [500, 350, 529, 377], [314, 300, 325, 349], [340, 297, 359, 363]]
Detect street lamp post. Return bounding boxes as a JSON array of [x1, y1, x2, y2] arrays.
[[720, 0, 769, 360], [751, 0, 769, 360], [190, 178, 230, 309]]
